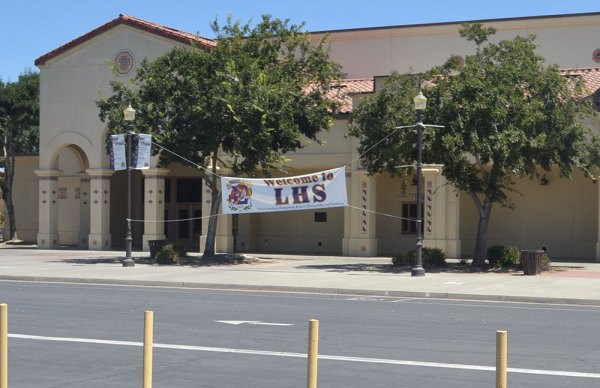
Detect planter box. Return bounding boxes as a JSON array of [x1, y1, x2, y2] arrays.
[[149, 240, 167, 260]]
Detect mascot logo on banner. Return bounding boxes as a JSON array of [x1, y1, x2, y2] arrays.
[[226, 180, 253, 212]]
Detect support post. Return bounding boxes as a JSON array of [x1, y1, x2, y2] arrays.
[[143, 311, 154, 388], [307, 319, 319, 388], [123, 128, 135, 267], [496, 330, 507, 388], [1, 303, 7, 388], [412, 109, 425, 277]]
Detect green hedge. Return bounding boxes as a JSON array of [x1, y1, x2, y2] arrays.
[[392, 247, 447, 267], [487, 245, 520, 268]]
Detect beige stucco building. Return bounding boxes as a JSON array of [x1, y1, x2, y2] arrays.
[[11, 12, 600, 260]]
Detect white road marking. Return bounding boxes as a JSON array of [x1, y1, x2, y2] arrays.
[[347, 297, 410, 303], [443, 282, 466, 285], [344, 295, 600, 312], [216, 320, 294, 326], [347, 297, 387, 302], [9, 333, 600, 379]]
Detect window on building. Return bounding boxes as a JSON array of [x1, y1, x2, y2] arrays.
[[314, 212, 327, 222], [176, 179, 202, 203], [165, 179, 171, 203], [178, 209, 189, 238], [193, 208, 201, 237], [164, 209, 169, 239], [401, 203, 424, 235]]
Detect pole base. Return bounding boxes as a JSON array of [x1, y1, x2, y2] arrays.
[[411, 266, 425, 277], [122, 258, 135, 267]]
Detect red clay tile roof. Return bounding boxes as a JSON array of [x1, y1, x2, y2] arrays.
[[35, 14, 215, 66], [335, 70, 600, 113], [560, 67, 600, 106], [331, 78, 374, 114]]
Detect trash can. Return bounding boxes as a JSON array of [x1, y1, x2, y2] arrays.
[[520, 250, 545, 275], [149, 240, 167, 260]]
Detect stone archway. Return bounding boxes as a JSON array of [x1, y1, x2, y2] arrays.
[[36, 142, 96, 248], [56, 145, 90, 246]]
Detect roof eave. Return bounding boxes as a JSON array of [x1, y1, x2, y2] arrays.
[[35, 14, 215, 66]]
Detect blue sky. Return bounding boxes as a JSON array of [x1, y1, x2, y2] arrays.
[[2, 0, 599, 82]]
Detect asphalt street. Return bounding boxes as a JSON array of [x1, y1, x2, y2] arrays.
[[1, 281, 600, 387]]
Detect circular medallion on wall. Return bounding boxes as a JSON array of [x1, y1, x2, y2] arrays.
[[593, 49, 600, 64], [114, 49, 135, 76]]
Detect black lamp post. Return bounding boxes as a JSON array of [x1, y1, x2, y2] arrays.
[[412, 91, 427, 277], [122, 104, 136, 267]]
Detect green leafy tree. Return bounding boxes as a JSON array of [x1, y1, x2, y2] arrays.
[[350, 24, 599, 268], [0, 71, 40, 240], [98, 15, 344, 258]]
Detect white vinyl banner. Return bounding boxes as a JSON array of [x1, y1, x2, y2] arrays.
[[134, 134, 152, 169], [221, 167, 348, 214], [110, 134, 126, 171]]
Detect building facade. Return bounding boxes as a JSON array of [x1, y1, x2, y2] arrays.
[[15, 12, 600, 260]]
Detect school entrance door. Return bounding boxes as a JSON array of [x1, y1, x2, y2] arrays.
[[175, 205, 201, 248], [164, 178, 202, 249]]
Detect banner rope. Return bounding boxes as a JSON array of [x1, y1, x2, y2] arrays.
[[127, 205, 417, 223], [125, 132, 426, 225]]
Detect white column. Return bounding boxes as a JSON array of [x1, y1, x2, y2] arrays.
[[216, 213, 234, 253], [422, 165, 461, 259], [35, 169, 61, 248], [198, 177, 234, 253], [86, 169, 113, 250], [142, 169, 169, 250], [235, 214, 253, 252], [342, 170, 378, 256]]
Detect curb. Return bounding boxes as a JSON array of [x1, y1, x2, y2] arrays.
[[1, 275, 600, 306]]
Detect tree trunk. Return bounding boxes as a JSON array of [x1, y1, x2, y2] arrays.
[[471, 200, 493, 268], [4, 187, 16, 241], [1, 132, 17, 240], [201, 188, 221, 259], [201, 154, 221, 259]]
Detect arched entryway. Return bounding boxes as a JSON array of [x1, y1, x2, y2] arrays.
[[36, 142, 94, 248]]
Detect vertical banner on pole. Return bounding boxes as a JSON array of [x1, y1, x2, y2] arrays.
[[134, 134, 152, 170], [1, 303, 7, 388], [110, 134, 126, 171]]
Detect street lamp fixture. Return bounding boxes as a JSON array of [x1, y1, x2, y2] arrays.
[[122, 104, 136, 267], [412, 91, 427, 277]]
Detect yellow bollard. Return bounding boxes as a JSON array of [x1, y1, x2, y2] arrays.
[[143, 311, 154, 388], [307, 319, 319, 388], [1, 303, 7, 388], [496, 330, 507, 388]]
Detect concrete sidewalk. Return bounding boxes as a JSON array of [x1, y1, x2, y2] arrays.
[[0, 247, 599, 305]]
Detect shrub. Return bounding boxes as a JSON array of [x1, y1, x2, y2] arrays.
[[155, 243, 186, 265], [487, 245, 520, 268], [392, 247, 447, 267], [392, 251, 413, 267], [541, 253, 552, 272]]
